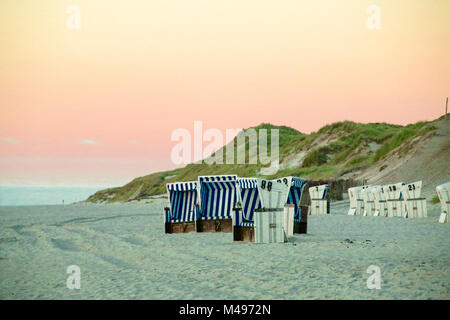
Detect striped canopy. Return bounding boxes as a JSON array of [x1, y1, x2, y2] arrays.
[[237, 178, 262, 222], [276, 176, 307, 222], [166, 181, 198, 223], [198, 175, 238, 220]]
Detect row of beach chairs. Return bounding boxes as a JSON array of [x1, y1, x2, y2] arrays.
[[163, 175, 330, 243], [348, 181, 450, 223], [347, 181, 427, 218], [347, 180, 450, 221]]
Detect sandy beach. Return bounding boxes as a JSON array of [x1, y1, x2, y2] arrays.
[[0, 200, 448, 300]]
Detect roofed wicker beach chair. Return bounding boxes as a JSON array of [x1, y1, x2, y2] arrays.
[[436, 182, 450, 223], [233, 178, 290, 242], [401, 181, 427, 218], [196, 175, 238, 232], [370, 186, 389, 217], [276, 176, 308, 234], [164, 181, 198, 234], [361, 186, 378, 216], [309, 184, 329, 215], [384, 182, 406, 217], [347, 185, 370, 216]]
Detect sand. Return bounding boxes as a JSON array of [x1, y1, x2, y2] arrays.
[[0, 200, 448, 300]]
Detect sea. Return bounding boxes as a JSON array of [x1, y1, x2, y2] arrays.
[[0, 186, 104, 206]]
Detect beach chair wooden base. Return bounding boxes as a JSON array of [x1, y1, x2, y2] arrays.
[[293, 221, 307, 234], [310, 199, 329, 215], [292, 205, 308, 234], [438, 212, 448, 223], [165, 222, 196, 234], [377, 201, 388, 217], [301, 205, 309, 222], [387, 199, 404, 217], [233, 226, 255, 242], [356, 199, 364, 215], [196, 219, 232, 233], [364, 201, 376, 216], [254, 209, 285, 243], [404, 198, 427, 218]]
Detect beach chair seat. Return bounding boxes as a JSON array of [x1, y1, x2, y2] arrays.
[[164, 181, 198, 234], [309, 184, 329, 215], [436, 182, 450, 223]]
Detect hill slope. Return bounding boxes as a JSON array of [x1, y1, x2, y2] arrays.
[[87, 117, 449, 203]]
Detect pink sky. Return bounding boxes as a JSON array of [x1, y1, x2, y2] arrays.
[[1, 0, 449, 187]]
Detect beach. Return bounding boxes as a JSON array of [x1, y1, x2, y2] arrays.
[[0, 200, 448, 299]]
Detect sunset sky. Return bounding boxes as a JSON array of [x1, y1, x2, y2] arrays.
[[1, 0, 449, 187]]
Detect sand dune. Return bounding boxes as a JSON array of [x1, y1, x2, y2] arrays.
[[0, 201, 448, 299]]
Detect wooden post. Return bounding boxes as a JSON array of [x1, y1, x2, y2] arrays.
[[446, 97, 448, 119]]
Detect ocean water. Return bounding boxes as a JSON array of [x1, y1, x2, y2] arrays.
[[0, 186, 103, 206]]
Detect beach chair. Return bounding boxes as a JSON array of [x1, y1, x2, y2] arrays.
[[347, 186, 370, 215], [276, 176, 308, 234], [436, 182, 450, 223], [164, 181, 198, 234], [309, 184, 329, 215], [233, 178, 289, 242], [385, 182, 406, 217], [370, 186, 389, 217], [361, 186, 378, 216], [401, 181, 427, 218], [196, 175, 238, 232]]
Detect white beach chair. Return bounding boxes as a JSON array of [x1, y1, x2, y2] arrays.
[[361, 186, 378, 216], [385, 182, 406, 217], [347, 186, 370, 215], [309, 184, 329, 215], [436, 182, 450, 223], [401, 181, 427, 218], [370, 186, 388, 217], [233, 178, 289, 242]]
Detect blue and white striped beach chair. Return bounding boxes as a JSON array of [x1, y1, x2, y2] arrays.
[[164, 181, 198, 233], [276, 176, 308, 233], [235, 178, 262, 227], [196, 175, 238, 232]]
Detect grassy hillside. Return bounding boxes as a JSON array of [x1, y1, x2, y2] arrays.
[[87, 119, 437, 203]]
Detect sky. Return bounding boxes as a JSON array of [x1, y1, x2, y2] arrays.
[[0, 0, 449, 187]]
